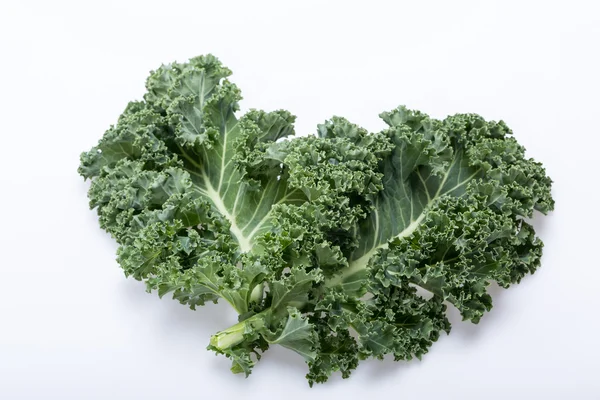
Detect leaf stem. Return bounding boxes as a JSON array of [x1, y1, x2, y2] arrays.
[[209, 311, 267, 350]]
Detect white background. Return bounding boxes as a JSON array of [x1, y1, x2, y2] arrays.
[[1, 1, 599, 398]]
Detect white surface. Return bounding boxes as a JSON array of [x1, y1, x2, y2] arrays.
[[1, 0, 599, 398]]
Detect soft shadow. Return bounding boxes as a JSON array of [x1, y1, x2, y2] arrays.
[[341, 282, 508, 384], [446, 207, 553, 340], [258, 344, 308, 374], [444, 280, 506, 341], [258, 349, 416, 388], [118, 278, 237, 339], [359, 354, 415, 382], [159, 295, 235, 338], [529, 209, 552, 237]]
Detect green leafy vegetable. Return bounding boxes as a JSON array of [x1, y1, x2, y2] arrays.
[[79, 55, 554, 385]]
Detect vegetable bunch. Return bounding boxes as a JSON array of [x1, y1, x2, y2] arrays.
[[79, 55, 554, 385]]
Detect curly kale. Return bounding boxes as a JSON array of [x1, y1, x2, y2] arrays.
[[79, 55, 554, 385]]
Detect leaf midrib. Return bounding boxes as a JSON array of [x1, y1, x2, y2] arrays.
[[178, 145, 301, 253], [326, 157, 481, 287]]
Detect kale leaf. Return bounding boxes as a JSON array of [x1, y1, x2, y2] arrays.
[[79, 55, 554, 385]]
